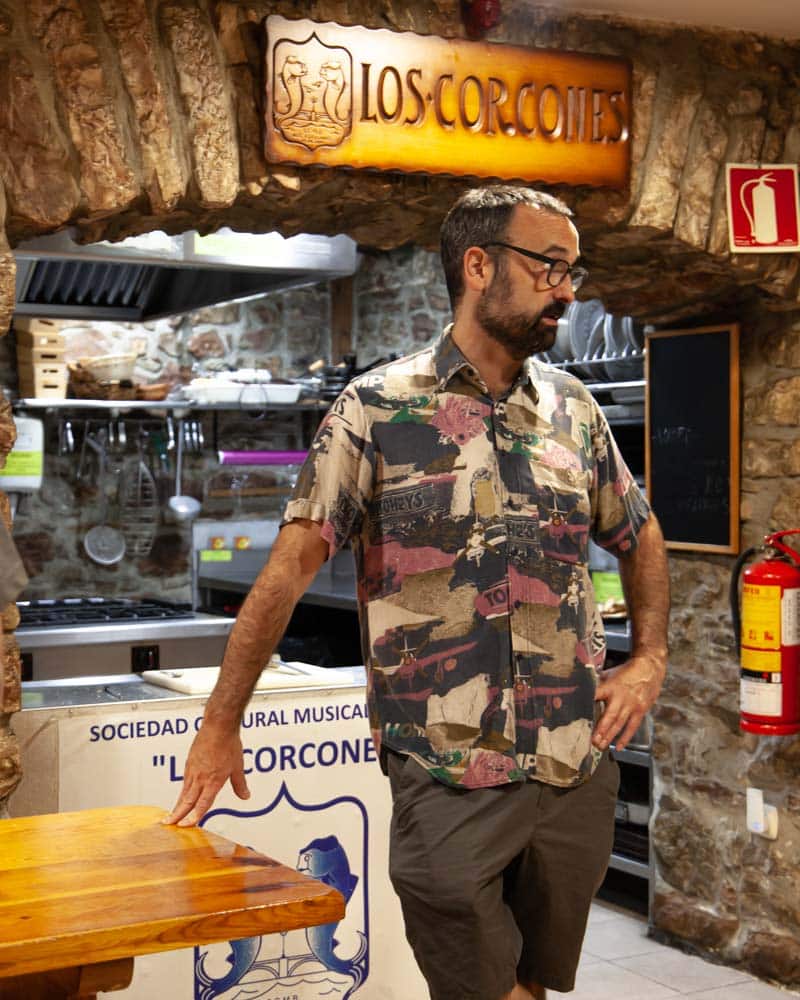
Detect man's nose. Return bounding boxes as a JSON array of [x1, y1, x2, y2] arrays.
[[554, 278, 576, 304]]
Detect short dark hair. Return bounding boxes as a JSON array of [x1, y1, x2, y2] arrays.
[[440, 186, 573, 310]]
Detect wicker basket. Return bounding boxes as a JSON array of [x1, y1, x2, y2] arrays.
[[77, 353, 137, 381], [68, 363, 136, 400]]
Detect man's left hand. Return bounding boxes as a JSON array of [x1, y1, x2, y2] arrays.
[[592, 653, 666, 751]]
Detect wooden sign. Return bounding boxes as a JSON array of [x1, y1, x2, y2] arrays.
[[264, 16, 631, 188], [645, 325, 740, 555]]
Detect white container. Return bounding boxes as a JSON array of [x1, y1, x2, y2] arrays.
[[262, 383, 301, 404], [188, 381, 243, 404], [188, 380, 302, 405], [0, 415, 44, 490]]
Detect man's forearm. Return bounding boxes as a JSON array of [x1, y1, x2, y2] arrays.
[[202, 569, 298, 730], [618, 515, 670, 665], [201, 520, 330, 731]]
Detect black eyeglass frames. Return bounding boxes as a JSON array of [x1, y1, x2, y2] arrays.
[[482, 241, 588, 292]]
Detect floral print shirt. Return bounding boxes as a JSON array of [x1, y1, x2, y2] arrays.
[[283, 330, 651, 788]]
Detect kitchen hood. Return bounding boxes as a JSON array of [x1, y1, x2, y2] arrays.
[[13, 228, 358, 322]]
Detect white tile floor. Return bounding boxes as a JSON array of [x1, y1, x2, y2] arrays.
[[569, 900, 800, 999]]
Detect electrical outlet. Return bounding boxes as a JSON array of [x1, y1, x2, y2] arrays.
[[747, 787, 778, 840]]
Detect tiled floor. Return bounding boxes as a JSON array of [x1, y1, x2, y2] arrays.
[[570, 900, 800, 999]]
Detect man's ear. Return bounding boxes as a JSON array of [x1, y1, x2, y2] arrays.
[[463, 246, 493, 294]]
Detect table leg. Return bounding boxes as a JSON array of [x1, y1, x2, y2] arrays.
[[0, 956, 134, 999]]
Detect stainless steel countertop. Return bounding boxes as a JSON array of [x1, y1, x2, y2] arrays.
[[21, 667, 367, 709], [15, 612, 237, 649]]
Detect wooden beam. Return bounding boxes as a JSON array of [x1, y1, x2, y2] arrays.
[[330, 276, 354, 363]]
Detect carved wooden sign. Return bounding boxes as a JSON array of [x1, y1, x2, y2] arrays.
[[264, 16, 631, 188]]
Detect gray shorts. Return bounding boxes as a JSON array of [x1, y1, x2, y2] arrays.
[[386, 751, 620, 999]]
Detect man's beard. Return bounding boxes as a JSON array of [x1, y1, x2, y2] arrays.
[[476, 269, 563, 360]]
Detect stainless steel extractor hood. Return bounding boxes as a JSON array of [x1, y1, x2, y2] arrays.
[[13, 228, 358, 321]]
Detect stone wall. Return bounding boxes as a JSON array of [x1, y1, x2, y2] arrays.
[[0, 0, 798, 986], [650, 307, 800, 984]]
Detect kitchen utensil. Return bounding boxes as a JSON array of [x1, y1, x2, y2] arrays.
[[168, 418, 201, 522], [119, 436, 159, 556], [83, 435, 126, 566]]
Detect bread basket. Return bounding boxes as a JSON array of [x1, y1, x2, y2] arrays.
[[77, 353, 137, 381]]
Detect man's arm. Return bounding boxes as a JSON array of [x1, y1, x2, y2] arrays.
[[164, 518, 329, 826], [593, 513, 670, 751]]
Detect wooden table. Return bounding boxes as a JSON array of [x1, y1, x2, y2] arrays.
[[0, 805, 345, 999]]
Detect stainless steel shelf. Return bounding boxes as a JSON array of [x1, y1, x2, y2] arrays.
[[14, 397, 327, 413], [611, 746, 651, 768], [608, 852, 650, 878], [604, 621, 631, 652], [15, 613, 235, 650]]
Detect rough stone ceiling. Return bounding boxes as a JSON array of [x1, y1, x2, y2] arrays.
[[3, 0, 798, 329]]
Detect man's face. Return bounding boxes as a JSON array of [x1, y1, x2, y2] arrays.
[[476, 205, 580, 361]]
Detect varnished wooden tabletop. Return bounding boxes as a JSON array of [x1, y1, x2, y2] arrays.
[[0, 805, 345, 980]]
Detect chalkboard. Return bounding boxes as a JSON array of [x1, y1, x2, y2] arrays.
[[645, 324, 740, 554]]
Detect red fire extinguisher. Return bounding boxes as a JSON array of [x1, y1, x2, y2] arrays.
[[730, 529, 800, 735]]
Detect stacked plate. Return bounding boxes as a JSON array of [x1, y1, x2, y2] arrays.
[[602, 315, 643, 381], [535, 302, 646, 384]]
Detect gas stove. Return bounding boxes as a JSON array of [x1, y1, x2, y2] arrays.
[[17, 597, 195, 629], [15, 598, 235, 682]]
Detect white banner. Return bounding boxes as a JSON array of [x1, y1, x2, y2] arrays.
[[58, 687, 428, 1000]]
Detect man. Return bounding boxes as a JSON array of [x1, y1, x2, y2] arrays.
[[166, 186, 669, 1000]]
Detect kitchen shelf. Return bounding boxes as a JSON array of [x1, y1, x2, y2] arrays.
[[584, 379, 645, 393], [611, 746, 651, 768], [604, 620, 631, 652], [13, 396, 328, 414], [608, 851, 650, 879]]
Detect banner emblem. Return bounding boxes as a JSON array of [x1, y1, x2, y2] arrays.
[[272, 32, 353, 150]]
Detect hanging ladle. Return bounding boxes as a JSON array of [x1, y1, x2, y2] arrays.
[[83, 432, 126, 566], [168, 417, 201, 522]]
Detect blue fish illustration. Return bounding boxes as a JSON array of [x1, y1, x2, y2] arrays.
[[195, 935, 261, 999], [298, 836, 368, 996]]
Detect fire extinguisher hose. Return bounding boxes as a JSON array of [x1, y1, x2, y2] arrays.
[[729, 545, 759, 655]]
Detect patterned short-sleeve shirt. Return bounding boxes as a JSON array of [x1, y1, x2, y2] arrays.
[[283, 330, 651, 788]]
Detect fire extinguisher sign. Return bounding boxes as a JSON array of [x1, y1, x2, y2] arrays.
[[726, 164, 800, 253]]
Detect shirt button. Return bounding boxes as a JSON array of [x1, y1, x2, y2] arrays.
[[514, 600, 522, 609]]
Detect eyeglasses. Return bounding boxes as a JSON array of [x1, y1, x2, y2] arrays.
[[482, 241, 588, 292]]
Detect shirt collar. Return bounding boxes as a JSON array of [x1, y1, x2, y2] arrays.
[[433, 326, 539, 403]]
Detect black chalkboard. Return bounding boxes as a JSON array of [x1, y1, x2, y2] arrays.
[[645, 325, 740, 553]]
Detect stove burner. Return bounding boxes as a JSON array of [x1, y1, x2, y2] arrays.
[[17, 598, 195, 629]]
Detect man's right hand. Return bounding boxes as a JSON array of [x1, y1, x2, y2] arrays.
[[162, 724, 250, 827]]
